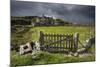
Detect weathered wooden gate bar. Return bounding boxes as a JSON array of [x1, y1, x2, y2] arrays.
[[73, 33, 79, 52], [39, 31, 44, 50], [39, 31, 79, 53]]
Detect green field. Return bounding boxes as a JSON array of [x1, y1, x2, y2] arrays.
[[32, 26, 94, 40], [11, 26, 95, 45], [11, 26, 95, 67]]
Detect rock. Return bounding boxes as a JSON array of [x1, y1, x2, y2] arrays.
[[74, 52, 79, 57], [19, 41, 40, 55], [35, 41, 40, 51], [77, 48, 86, 53], [19, 42, 33, 55], [69, 52, 74, 55], [19, 45, 25, 55]]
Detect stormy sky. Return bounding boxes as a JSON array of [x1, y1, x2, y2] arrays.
[[11, 0, 95, 24]]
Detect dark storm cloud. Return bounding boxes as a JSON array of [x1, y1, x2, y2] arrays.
[[11, 0, 95, 24]]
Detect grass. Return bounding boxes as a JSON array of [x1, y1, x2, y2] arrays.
[[11, 51, 33, 67], [11, 51, 95, 67], [11, 25, 95, 66]]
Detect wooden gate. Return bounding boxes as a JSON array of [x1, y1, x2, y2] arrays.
[[39, 31, 79, 53]]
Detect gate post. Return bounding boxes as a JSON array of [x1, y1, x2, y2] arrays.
[[74, 33, 79, 52], [39, 31, 44, 50]]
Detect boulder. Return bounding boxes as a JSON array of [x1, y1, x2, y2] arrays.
[[19, 42, 33, 55], [19, 41, 40, 55]]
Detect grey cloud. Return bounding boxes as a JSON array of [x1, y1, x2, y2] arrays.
[[11, 1, 95, 24]]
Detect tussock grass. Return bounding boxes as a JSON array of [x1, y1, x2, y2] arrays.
[[11, 26, 95, 66], [11, 51, 95, 67]]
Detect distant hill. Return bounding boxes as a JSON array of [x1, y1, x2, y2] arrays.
[[11, 15, 72, 26]]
